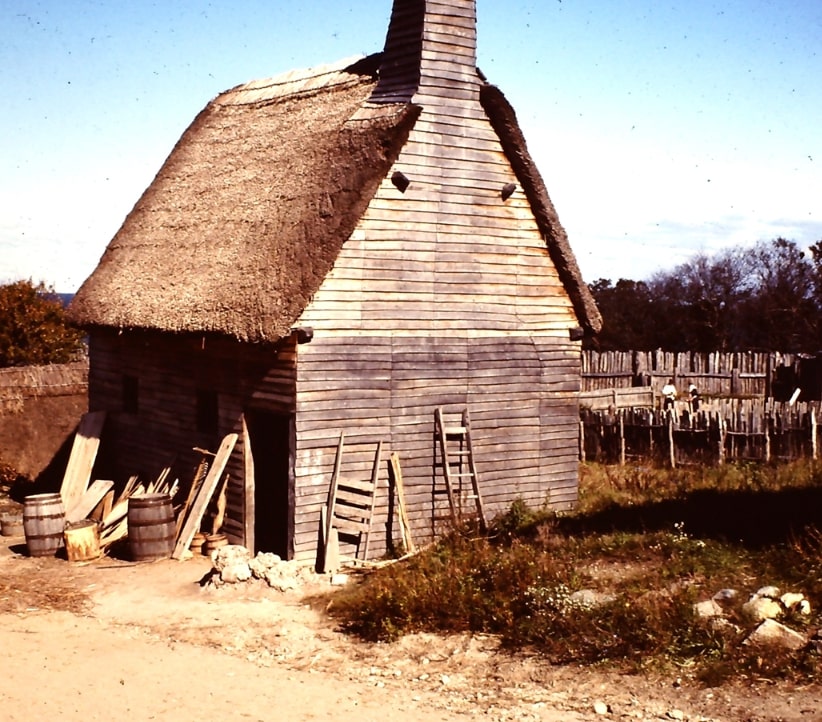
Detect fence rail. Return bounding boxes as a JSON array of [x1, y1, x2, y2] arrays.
[[581, 350, 812, 401]]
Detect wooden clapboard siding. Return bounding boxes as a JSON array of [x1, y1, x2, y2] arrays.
[[87, 330, 297, 547], [299, 95, 577, 336], [289, 331, 581, 560]]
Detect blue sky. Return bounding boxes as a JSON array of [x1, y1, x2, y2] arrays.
[[1, 0, 820, 292]]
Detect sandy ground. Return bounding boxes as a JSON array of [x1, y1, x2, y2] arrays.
[[2, 536, 822, 722]]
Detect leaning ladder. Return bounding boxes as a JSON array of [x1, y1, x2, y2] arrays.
[[434, 407, 487, 532]]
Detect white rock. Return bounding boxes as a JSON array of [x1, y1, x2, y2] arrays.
[[568, 589, 616, 609], [220, 562, 252, 584], [593, 700, 609, 715], [743, 596, 783, 621], [744, 619, 807, 651], [712, 588, 737, 606], [780, 592, 806, 610], [249, 552, 283, 578], [212, 544, 252, 572], [694, 600, 723, 619], [755, 585, 781, 599], [264, 569, 298, 592]]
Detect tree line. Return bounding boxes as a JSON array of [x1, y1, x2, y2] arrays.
[[2, 237, 821, 367], [588, 237, 822, 353]]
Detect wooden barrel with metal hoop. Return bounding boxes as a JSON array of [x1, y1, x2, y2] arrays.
[[127, 493, 176, 561]]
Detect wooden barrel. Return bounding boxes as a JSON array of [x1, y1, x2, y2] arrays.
[[189, 532, 206, 555], [1, 512, 24, 537], [203, 532, 228, 557], [127, 494, 176, 561], [64, 519, 101, 563], [23, 493, 66, 557]]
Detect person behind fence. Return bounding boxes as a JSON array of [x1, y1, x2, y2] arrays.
[[688, 382, 700, 412], [662, 378, 677, 410]]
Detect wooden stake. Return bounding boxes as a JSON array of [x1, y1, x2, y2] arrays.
[[211, 474, 229, 536], [668, 410, 676, 469], [389, 452, 415, 555], [619, 412, 626, 466], [718, 414, 726, 465]]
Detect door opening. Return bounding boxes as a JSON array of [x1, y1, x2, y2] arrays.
[[245, 411, 294, 559]]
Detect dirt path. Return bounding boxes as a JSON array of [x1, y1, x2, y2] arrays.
[[2, 539, 821, 721]]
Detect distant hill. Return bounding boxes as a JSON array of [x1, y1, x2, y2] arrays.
[[57, 293, 74, 307]]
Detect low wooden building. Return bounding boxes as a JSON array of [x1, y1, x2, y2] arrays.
[[68, 0, 601, 561]]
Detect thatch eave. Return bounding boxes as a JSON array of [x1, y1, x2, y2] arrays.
[[68, 56, 421, 342]]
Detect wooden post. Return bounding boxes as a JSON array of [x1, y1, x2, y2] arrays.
[[242, 414, 255, 554], [668, 410, 676, 469], [764, 419, 771, 463], [717, 415, 726, 465], [811, 408, 818, 461], [619, 411, 626, 466], [579, 419, 586, 463]]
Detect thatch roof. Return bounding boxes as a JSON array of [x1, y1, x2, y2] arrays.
[[70, 51, 601, 340], [69, 56, 420, 343]]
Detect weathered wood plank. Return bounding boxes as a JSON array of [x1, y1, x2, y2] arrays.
[[60, 411, 106, 512], [172, 433, 238, 560]]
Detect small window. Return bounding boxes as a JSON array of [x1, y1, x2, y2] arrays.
[[123, 375, 138, 413], [196, 389, 219, 434]]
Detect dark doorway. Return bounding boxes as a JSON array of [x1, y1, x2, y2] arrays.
[[245, 411, 294, 559]]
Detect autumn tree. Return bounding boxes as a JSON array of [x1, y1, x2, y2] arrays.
[[588, 237, 822, 352], [0, 280, 85, 367]]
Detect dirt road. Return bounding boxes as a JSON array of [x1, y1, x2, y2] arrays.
[[1, 540, 821, 721]]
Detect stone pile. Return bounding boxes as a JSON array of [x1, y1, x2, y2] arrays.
[[203, 544, 327, 592], [695, 585, 812, 650]]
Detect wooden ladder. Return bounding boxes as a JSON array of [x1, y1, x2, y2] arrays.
[[319, 434, 383, 572], [434, 408, 487, 532]]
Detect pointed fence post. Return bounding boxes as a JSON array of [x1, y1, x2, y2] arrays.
[[667, 409, 676, 469], [717, 414, 726, 465], [619, 411, 626, 466]]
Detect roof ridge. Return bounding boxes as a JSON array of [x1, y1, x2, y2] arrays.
[[217, 55, 374, 107]]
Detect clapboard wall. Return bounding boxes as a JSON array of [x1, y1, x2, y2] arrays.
[[292, 0, 582, 559], [86, 330, 296, 546]]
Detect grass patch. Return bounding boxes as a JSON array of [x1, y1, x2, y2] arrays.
[[327, 461, 822, 683]]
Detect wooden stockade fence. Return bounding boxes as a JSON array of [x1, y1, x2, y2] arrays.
[[581, 398, 820, 467], [581, 350, 811, 401]]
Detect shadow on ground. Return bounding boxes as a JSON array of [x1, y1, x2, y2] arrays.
[[560, 486, 822, 548]]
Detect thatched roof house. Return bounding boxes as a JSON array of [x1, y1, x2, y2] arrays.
[[69, 0, 600, 561]]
